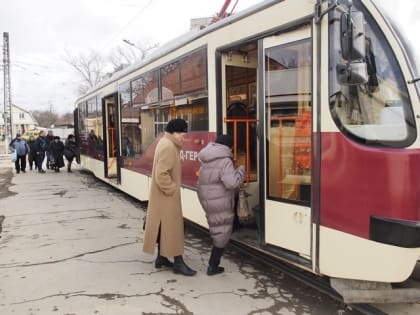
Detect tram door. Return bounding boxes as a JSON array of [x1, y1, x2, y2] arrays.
[[262, 27, 312, 258], [104, 96, 118, 178]]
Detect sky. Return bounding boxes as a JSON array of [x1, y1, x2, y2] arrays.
[[0, 0, 263, 114]]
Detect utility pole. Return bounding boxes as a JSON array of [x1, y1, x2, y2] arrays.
[[3, 32, 13, 152]]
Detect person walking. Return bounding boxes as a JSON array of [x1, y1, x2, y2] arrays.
[[48, 136, 65, 172], [27, 136, 37, 170], [9, 133, 30, 174], [45, 130, 54, 169], [64, 134, 80, 173], [197, 134, 245, 276], [143, 118, 196, 276], [34, 130, 48, 173]]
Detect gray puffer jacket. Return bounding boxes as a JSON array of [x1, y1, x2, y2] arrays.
[[197, 142, 245, 248]]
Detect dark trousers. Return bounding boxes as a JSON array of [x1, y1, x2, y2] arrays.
[[67, 157, 74, 170], [209, 246, 224, 268], [35, 152, 45, 170], [14, 155, 26, 172], [46, 151, 52, 168], [28, 154, 36, 170]]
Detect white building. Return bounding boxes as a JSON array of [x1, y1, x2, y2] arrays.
[[0, 104, 38, 140]]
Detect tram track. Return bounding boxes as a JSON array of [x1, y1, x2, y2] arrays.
[[228, 239, 388, 315], [184, 216, 397, 314], [185, 220, 387, 314], [95, 172, 417, 314]]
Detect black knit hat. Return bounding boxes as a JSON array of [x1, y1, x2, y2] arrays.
[[215, 134, 233, 148], [165, 118, 188, 133]]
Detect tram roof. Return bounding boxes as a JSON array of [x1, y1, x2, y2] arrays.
[[76, 0, 282, 103]]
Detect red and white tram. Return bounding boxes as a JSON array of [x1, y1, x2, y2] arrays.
[[74, 0, 420, 302]]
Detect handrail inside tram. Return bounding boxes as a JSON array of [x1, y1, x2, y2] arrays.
[[224, 117, 257, 185]]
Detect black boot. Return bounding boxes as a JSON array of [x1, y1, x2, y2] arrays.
[[207, 247, 225, 276], [173, 255, 196, 276], [155, 242, 173, 268], [155, 255, 174, 268]]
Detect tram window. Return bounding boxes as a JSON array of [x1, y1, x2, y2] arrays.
[[170, 98, 209, 131], [121, 81, 141, 158], [89, 96, 103, 156], [78, 102, 86, 133], [95, 96, 104, 148], [132, 76, 145, 106], [144, 70, 159, 104], [119, 81, 131, 107], [190, 99, 209, 131], [87, 97, 96, 116], [180, 49, 207, 93], [139, 107, 155, 152], [265, 39, 312, 204], [137, 105, 169, 151], [329, 1, 416, 147], [161, 62, 181, 99], [78, 102, 87, 154]]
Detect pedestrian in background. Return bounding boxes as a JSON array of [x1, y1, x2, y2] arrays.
[[143, 118, 196, 276], [64, 134, 80, 173], [197, 134, 245, 275], [48, 136, 65, 172], [45, 130, 54, 169], [34, 130, 48, 173], [27, 136, 37, 170], [9, 132, 30, 174]]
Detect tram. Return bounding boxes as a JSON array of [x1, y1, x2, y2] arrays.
[[74, 0, 420, 303]]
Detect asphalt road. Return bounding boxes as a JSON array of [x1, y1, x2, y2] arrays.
[[0, 159, 381, 315]]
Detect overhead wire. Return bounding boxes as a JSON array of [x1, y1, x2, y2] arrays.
[[100, 0, 154, 51]]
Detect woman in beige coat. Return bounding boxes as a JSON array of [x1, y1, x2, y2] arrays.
[[142, 118, 196, 276]]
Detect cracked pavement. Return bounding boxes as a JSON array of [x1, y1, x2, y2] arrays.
[[0, 165, 358, 315]]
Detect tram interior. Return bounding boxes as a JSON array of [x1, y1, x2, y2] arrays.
[[223, 44, 261, 248], [223, 38, 313, 252]]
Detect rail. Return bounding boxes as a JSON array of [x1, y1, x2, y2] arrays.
[[224, 117, 257, 185]]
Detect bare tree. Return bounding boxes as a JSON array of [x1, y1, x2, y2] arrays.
[[31, 109, 75, 128], [31, 108, 58, 128], [63, 41, 159, 95], [108, 41, 159, 72], [60, 112, 74, 125], [63, 50, 108, 95]]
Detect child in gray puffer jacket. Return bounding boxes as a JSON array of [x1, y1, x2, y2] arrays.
[[197, 134, 245, 276]]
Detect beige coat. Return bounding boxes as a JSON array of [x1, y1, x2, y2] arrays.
[[142, 132, 184, 257]]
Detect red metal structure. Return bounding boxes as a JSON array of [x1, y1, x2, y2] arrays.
[[212, 0, 239, 23]]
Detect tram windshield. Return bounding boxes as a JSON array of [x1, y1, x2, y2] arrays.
[[372, 0, 420, 89], [328, 0, 417, 147]]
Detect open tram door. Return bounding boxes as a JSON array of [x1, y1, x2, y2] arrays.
[[261, 26, 313, 260], [102, 93, 121, 182], [220, 41, 260, 245]]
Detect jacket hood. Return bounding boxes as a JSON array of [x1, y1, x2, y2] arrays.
[[198, 142, 233, 163]]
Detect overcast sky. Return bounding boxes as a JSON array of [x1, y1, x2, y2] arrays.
[[0, 0, 263, 114]]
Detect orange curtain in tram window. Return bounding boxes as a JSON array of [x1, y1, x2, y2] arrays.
[[294, 109, 311, 171]]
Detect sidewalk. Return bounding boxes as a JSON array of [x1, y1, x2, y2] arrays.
[[0, 163, 359, 315]]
